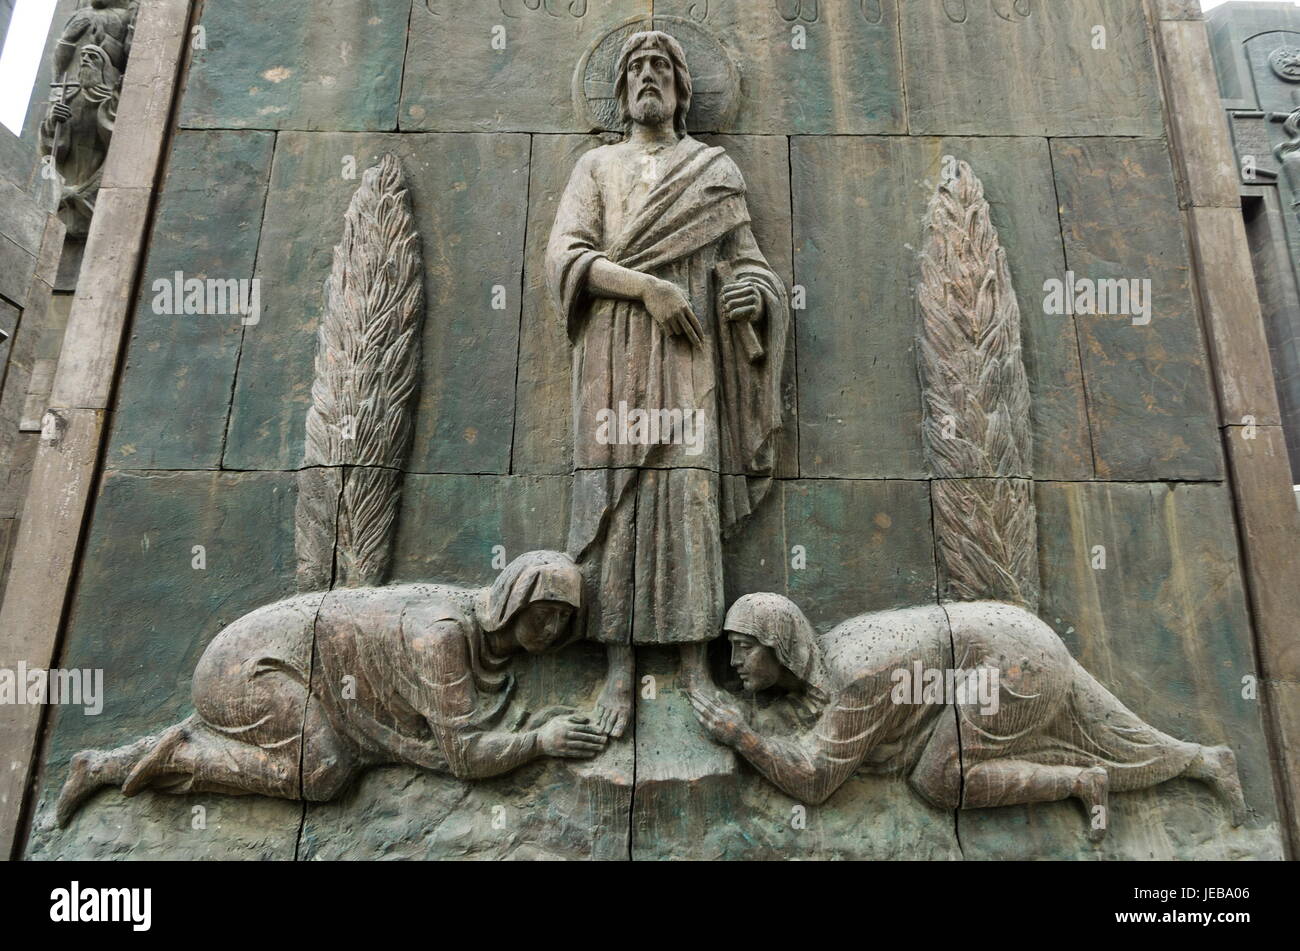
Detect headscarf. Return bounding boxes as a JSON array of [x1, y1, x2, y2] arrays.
[[479, 551, 583, 636], [724, 593, 830, 709]]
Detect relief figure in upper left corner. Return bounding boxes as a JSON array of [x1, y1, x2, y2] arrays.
[[38, 0, 139, 238]]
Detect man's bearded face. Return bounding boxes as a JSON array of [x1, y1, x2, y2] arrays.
[[78, 47, 107, 86], [625, 47, 678, 128]]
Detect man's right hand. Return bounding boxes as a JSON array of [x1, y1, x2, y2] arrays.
[[46, 102, 71, 127], [537, 714, 607, 759], [643, 278, 704, 347]]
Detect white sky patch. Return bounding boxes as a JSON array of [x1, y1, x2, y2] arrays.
[[1201, 0, 1300, 9], [0, 0, 58, 136]]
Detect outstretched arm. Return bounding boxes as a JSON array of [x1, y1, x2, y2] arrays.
[[419, 631, 537, 779], [689, 690, 868, 805], [446, 714, 605, 779], [417, 625, 604, 779]]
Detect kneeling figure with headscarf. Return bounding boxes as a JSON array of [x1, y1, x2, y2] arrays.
[[56, 552, 605, 825], [689, 595, 1247, 841]]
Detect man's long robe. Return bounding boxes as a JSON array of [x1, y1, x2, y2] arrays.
[[546, 136, 788, 645]]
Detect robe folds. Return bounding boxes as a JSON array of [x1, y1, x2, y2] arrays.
[[546, 136, 789, 645], [731, 602, 1202, 807], [191, 585, 532, 782], [185, 553, 581, 786]]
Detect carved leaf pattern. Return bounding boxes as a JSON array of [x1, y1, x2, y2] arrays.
[[918, 160, 1039, 610], [932, 479, 1039, 608], [296, 154, 424, 590]]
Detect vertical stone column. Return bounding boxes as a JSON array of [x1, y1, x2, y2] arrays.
[[0, 0, 193, 859], [1149, 0, 1300, 858], [0, 203, 64, 603]]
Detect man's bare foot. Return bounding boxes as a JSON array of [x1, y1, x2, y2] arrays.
[[1073, 765, 1110, 843], [55, 750, 108, 828], [594, 679, 632, 738], [1188, 745, 1247, 826], [677, 643, 715, 695], [595, 644, 634, 738]]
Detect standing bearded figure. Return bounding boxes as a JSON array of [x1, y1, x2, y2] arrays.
[[546, 31, 789, 737], [39, 0, 138, 237]]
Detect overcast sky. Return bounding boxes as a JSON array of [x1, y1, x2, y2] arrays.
[[1202, 0, 1300, 9], [0, 0, 53, 134]]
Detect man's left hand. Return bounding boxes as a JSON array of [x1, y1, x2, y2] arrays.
[[721, 280, 763, 324]]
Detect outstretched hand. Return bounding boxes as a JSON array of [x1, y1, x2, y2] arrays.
[[537, 714, 608, 759], [687, 688, 746, 747]]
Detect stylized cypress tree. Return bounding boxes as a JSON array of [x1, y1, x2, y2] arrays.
[[296, 154, 424, 590], [918, 160, 1039, 611]]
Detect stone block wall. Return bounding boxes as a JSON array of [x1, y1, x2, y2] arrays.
[[16, 0, 1291, 860]]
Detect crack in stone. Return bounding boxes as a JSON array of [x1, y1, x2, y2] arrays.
[[217, 125, 277, 472], [506, 133, 535, 476], [293, 469, 345, 861]]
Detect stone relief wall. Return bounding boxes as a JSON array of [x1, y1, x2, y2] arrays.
[[918, 161, 1039, 611], [295, 153, 424, 591], [18, 0, 1289, 860]]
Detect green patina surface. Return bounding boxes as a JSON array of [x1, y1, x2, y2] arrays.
[[960, 481, 1281, 860], [20, 0, 1288, 860], [180, 0, 410, 131], [108, 131, 275, 470], [1053, 138, 1223, 482], [222, 132, 530, 474]]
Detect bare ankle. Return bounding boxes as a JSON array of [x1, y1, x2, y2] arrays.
[[678, 644, 711, 688], [1072, 765, 1108, 807]]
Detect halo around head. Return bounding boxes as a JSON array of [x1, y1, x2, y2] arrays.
[[573, 16, 738, 135]]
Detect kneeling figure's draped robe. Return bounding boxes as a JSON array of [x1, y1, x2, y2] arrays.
[[546, 136, 788, 646]]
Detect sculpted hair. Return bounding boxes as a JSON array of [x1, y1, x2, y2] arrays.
[[613, 30, 693, 138]]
